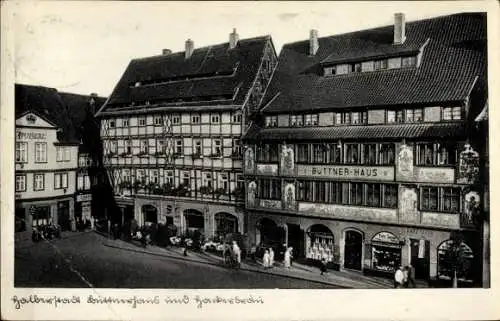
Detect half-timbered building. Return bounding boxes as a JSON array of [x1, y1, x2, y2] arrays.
[[243, 13, 487, 285], [96, 30, 278, 240]]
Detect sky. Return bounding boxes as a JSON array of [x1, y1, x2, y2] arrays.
[[8, 1, 492, 97]]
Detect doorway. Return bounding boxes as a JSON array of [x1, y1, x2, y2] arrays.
[[410, 239, 431, 280], [287, 223, 304, 259], [57, 201, 70, 231], [344, 230, 363, 270]]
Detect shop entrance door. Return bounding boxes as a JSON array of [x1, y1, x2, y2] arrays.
[[287, 223, 304, 259], [344, 230, 363, 270], [410, 239, 430, 279], [57, 201, 70, 231]]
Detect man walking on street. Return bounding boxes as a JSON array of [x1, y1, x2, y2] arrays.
[[394, 266, 405, 288], [407, 264, 417, 288]]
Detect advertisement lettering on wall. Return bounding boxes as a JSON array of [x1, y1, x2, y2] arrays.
[[297, 165, 394, 181]]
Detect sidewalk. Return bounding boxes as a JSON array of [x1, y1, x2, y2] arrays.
[[102, 236, 428, 289]]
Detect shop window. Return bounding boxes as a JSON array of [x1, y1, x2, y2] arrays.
[[258, 179, 281, 200], [296, 144, 309, 163], [257, 144, 278, 163], [16, 175, 26, 192], [437, 240, 474, 282], [307, 225, 335, 262], [16, 142, 28, 163], [371, 232, 402, 273]]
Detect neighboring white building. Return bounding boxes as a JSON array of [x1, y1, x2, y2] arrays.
[[15, 84, 79, 232]]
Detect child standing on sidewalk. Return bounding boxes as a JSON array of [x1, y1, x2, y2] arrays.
[[320, 258, 327, 275]]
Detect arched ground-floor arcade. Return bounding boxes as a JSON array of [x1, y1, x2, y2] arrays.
[[247, 210, 482, 285], [133, 195, 244, 240]]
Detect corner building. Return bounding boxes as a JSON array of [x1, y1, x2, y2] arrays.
[[243, 13, 487, 284], [96, 30, 278, 239]]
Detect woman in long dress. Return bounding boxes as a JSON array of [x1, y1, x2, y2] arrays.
[[269, 247, 275, 268], [263, 249, 270, 268], [284, 247, 292, 268]]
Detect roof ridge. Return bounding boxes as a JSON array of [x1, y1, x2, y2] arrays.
[[133, 35, 270, 61], [15, 83, 58, 92], [283, 12, 484, 48]]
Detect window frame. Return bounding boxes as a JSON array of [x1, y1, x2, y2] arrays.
[[15, 174, 26, 192], [138, 117, 147, 127], [54, 172, 69, 190], [153, 115, 163, 126], [34, 142, 47, 163], [33, 173, 45, 191], [15, 142, 28, 163]]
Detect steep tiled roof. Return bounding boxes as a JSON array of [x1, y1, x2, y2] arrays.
[[261, 13, 487, 114], [59, 92, 107, 153], [15, 84, 78, 144], [244, 122, 466, 142], [98, 36, 271, 115]]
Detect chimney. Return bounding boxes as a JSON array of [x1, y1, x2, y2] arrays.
[[309, 29, 319, 56], [394, 13, 406, 44], [89, 93, 98, 115], [229, 28, 239, 49], [185, 39, 194, 59], [162, 48, 172, 55]]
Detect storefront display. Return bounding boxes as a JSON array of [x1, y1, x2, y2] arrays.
[[371, 232, 402, 273], [306, 232, 334, 262], [437, 240, 474, 282]]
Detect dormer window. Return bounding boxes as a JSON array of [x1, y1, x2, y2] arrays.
[[324, 66, 336, 76], [265, 116, 278, 128], [374, 59, 388, 70], [402, 56, 417, 68]]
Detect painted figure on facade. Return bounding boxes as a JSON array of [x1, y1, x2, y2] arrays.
[[245, 147, 254, 173], [284, 183, 295, 210], [281, 142, 294, 174], [398, 144, 414, 177], [464, 191, 480, 224], [247, 181, 257, 207], [457, 144, 480, 184], [400, 187, 418, 222]]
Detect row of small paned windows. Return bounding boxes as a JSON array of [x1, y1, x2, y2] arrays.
[[290, 114, 319, 127], [421, 187, 460, 213], [15, 174, 45, 192], [265, 116, 278, 127], [78, 174, 91, 190], [106, 138, 240, 157], [257, 179, 282, 200], [257, 144, 279, 163], [296, 143, 395, 165], [335, 111, 368, 125], [416, 142, 457, 166], [297, 181, 398, 208], [387, 108, 423, 123], [56, 147, 71, 162], [324, 56, 417, 76], [15, 142, 47, 163], [443, 107, 462, 121]]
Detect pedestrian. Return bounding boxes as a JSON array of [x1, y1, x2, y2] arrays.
[[403, 266, 410, 288], [183, 239, 189, 256], [263, 249, 270, 268], [320, 258, 327, 275], [232, 241, 241, 266], [284, 247, 292, 268], [90, 216, 95, 230], [407, 264, 416, 288], [250, 244, 257, 262], [394, 266, 405, 288], [269, 247, 275, 268]]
